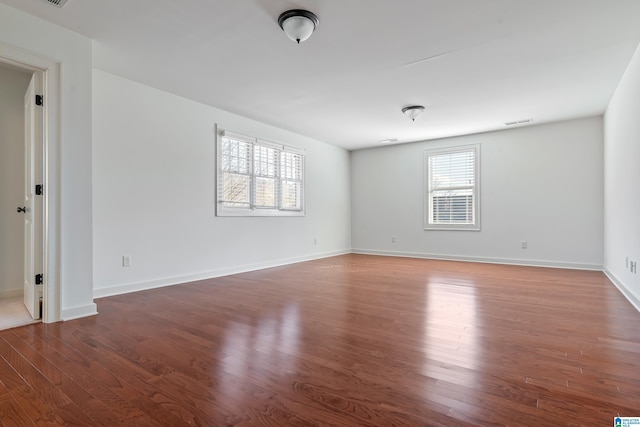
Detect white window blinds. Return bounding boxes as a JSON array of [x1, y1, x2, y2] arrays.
[[217, 128, 305, 216], [424, 145, 480, 230], [220, 138, 251, 208], [280, 150, 304, 211]]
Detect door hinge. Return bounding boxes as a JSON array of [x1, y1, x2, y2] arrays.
[[35, 184, 43, 195], [35, 274, 43, 285], [35, 94, 43, 106]]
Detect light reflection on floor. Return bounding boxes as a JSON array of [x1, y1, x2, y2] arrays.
[[423, 276, 479, 386], [218, 303, 300, 399]]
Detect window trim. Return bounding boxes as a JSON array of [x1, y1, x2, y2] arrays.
[[216, 126, 305, 217], [423, 144, 480, 231]]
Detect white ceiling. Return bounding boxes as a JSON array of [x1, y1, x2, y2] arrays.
[[2, 0, 640, 150]]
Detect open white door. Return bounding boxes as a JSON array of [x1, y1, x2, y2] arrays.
[[22, 73, 41, 319]]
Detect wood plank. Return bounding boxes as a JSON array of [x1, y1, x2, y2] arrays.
[[0, 394, 37, 427], [7, 327, 160, 427], [0, 349, 71, 426]]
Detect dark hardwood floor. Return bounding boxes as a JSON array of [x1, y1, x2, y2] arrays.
[[1, 254, 639, 426]]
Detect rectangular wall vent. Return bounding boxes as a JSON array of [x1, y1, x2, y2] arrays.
[[45, 0, 69, 8], [504, 118, 533, 126]]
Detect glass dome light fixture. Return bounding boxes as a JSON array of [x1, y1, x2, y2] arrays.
[[278, 9, 319, 44], [402, 105, 425, 122]]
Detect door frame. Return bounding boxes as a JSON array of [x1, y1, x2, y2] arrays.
[[0, 42, 60, 323]]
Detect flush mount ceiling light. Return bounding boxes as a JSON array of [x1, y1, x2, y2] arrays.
[[402, 105, 425, 122], [278, 9, 319, 44]]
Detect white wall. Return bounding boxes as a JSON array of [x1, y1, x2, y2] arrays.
[[0, 3, 95, 319], [351, 117, 604, 269], [92, 70, 351, 296], [0, 65, 31, 298], [604, 43, 640, 310]]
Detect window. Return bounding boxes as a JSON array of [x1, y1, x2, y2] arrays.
[[424, 144, 480, 230], [217, 128, 304, 216]]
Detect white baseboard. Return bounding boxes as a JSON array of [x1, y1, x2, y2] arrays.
[[93, 249, 351, 299], [604, 269, 640, 313], [90, 248, 639, 316], [351, 248, 603, 271], [62, 303, 98, 321], [0, 289, 23, 299]]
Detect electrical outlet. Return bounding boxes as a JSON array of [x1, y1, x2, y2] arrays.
[[631, 261, 637, 274], [521, 241, 527, 249], [313, 238, 317, 245], [391, 236, 396, 243], [122, 255, 131, 267]]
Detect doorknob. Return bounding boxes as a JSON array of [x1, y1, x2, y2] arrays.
[[17, 207, 26, 213]]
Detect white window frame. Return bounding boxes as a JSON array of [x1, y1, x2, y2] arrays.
[[424, 144, 480, 231], [216, 126, 305, 217]]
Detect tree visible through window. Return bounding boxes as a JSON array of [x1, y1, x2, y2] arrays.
[[424, 144, 480, 230], [217, 129, 305, 216]]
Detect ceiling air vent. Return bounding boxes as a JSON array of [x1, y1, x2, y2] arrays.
[[44, 0, 69, 8], [504, 118, 533, 126]]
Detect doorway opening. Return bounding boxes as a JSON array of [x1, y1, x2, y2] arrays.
[[0, 60, 44, 330], [0, 43, 61, 326]]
